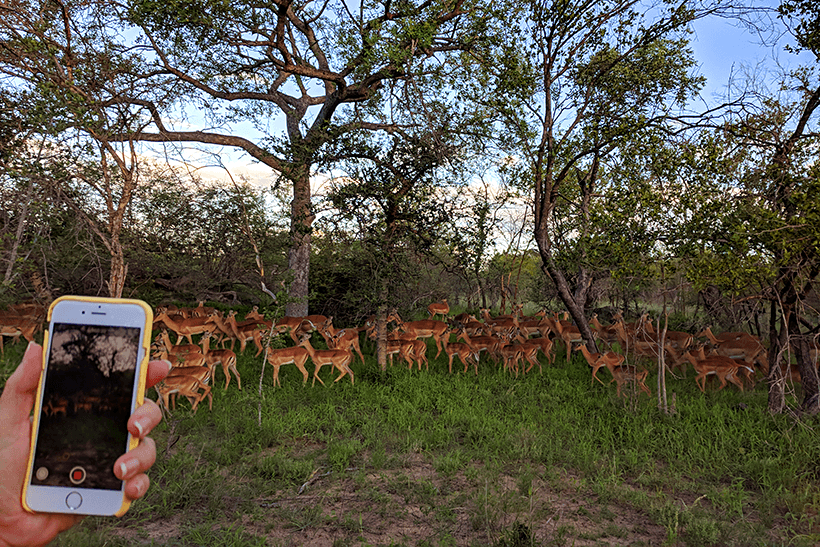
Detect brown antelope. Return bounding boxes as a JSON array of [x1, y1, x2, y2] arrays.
[[574, 344, 625, 386], [156, 330, 202, 358], [226, 311, 265, 355], [367, 325, 415, 368], [298, 338, 355, 386], [154, 310, 218, 346], [274, 315, 328, 344], [244, 306, 273, 328], [677, 348, 750, 392], [479, 308, 520, 336], [427, 299, 450, 320], [589, 314, 620, 349], [316, 317, 366, 365], [495, 332, 524, 376], [200, 331, 241, 390], [444, 341, 479, 374], [547, 316, 586, 363], [526, 336, 555, 366], [442, 327, 478, 374], [155, 376, 212, 413], [705, 337, 768, 375], [393, 316, 449, 359], [592, 347, 651, 398], [165, 366, 214, 409], [385, 339, 418, 368], [265, 346, 311, 388], [454, 330, 503, 364]]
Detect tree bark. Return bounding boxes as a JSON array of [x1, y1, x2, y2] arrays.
[[285, 165, 314, 317], [767, 299, 787, 414], [538, 245, 599, 354], [3, 182, 32, 285]]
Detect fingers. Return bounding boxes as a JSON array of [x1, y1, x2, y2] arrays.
[[123, 473, 151, 501], [115, 396, 163, 503], [128, 398, 162, 439], [145, 359, 172, 389], [114, 435, 156, 485]]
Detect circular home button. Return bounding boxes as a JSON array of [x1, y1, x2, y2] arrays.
[[65, 491, 83, 510], [69, 466, 86, 485]]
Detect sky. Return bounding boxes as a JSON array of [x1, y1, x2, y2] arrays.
[[185, 8, 810, 191], [689, 7, 814, 103]]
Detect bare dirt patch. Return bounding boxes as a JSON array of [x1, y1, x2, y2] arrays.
[[117, 454, 677, 546]]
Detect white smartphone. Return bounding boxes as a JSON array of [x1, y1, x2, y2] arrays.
[[22, 296, 152, 517]]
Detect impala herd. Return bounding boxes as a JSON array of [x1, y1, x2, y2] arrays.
[[1, 299, 818, 414]]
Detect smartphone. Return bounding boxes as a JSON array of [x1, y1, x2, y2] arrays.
[[22, 296, 153, 517]]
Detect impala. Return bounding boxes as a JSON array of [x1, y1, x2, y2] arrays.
[[316, 317, 366, 365], [607, 364, 652, 399], [298, 338, 354, 386], [479, 308, 520, 335], [677, 349, 750, 392], [275, 314, 328, 344], [427, 299, 450, 320], [454, 330, 503, 363], [496, 334, 524, 376], [244, 306, 273, 328], [165, 365, 214, 409], [589, 314, 620, 348], [574, 344, 625, 386], [444, 340, 479, 374], [200, 331, 241, 390], [705, 337, 768, 375], [265, 346, 311, 387], [226, 311, 265, 355], [697, 326, 759, 345], [156, 329, 202, 358], [155, 376, 212, 413], [154, 309, 218, 345], [393, 317, 449, 359], [547, 316, 586, 363], [526, 336, 555, 366]]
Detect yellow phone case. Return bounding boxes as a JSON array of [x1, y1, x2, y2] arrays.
[[22, 295, 153, 517]]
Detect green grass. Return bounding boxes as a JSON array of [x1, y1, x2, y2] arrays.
[[2, 336, 819, 546]]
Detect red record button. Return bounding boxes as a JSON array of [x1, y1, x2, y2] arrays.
[[69, 466, 86, 485]]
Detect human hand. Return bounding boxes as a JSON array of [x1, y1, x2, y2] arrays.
[[0, 342, 170, 547]]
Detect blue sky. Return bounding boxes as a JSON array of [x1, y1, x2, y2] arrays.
[[689, 9, 813, 103]]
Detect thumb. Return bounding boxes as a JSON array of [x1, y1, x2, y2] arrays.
[[0, 342, 44, 427]]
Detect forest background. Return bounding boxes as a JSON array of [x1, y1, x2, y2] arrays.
[[1, 0, 819, 416]]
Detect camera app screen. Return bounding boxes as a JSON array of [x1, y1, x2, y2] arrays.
[[31, 323, 140, 490]]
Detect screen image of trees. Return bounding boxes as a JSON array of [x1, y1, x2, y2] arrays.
[[32, 324, 139, 490]]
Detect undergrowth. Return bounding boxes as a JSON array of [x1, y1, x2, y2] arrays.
[[1, 336, 818, 546]]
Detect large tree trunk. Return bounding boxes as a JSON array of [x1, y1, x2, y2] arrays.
[[788, 314, 820, 415], [285, 166, 314, 317], [767, 299, 787, 414], [107, 242, 127, 298], [537, 244, 598, 354]]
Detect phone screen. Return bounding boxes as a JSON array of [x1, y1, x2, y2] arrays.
[[31, 322, 141, 491]]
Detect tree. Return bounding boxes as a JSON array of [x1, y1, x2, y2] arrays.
[[472, 0, 714, 351], [321, 128, 465, 367], [676, 1, 820, 415], [0, 2, 162, 297], [2, 0, 489, 315]]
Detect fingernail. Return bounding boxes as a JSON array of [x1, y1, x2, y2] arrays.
[[24, 340, 39, 357], [134, 481, 144, 498], [120, 458, 138, 478], [161, 359, 173, 372], [134, 419, 144, 437]]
